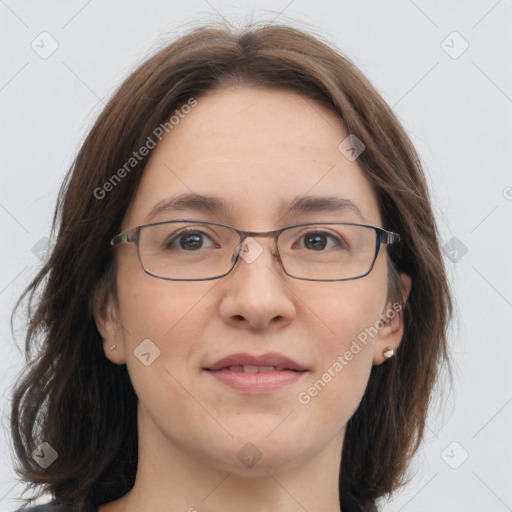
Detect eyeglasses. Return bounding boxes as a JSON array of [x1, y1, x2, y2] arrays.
[[110, 219, 400, 282]]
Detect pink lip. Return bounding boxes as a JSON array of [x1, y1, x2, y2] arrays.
[[204, 352, 308, 394], [205, 352, 306, 372]]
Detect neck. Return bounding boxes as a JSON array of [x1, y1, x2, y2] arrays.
[[102, 405, 345, 512]]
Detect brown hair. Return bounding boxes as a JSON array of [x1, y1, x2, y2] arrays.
[[10, 21, 452, 512]]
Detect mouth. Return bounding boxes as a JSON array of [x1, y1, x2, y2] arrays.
[[204, 352, 307, 372], [203, 353, 308, 393], [207, 365, 306, 373]]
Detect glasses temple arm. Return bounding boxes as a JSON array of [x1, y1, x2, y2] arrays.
[[379, 230, 401, 245], [110, 231, 131, 246]]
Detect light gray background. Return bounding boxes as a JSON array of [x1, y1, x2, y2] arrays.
[[1, 1, 511, 511]]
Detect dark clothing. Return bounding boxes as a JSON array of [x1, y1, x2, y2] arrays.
[[14, 498, 377, 511], [14, 501, 98, 512]]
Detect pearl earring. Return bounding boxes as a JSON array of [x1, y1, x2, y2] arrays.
[[109, 344, 117, 351], [383, 346, 395, 359]]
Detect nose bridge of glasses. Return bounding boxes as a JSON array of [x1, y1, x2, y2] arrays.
[[233, 230, 280, 264]]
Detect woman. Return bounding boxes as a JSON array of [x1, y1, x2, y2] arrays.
[[10, 21, 452, 512]]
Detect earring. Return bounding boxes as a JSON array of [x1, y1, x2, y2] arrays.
[[109, 344, 117, 351], [383, 346, 395, 359]]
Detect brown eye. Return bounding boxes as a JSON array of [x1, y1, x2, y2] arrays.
[[298, 231, 346, 251], [178, 233, 203, 250], [304, 233, 327, 250], [165, 228, 217, 251]]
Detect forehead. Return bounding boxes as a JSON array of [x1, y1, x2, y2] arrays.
[[122, 86, 381, 229]]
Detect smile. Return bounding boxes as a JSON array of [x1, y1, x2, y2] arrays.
[[212, 365, 305, 373]]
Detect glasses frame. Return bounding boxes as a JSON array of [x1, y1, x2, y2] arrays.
[[110, 219, 401, 282]]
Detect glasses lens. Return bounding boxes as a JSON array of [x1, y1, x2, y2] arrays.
[[278, 224, 378, 280], [137, 222, 379, 281], [138, 222, 239, 280]]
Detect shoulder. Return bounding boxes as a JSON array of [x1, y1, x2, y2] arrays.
[[13, 500, 97, 512]]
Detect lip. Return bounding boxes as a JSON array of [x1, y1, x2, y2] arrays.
[[204, 352, 308, 394], [205, 352, 306, 372]]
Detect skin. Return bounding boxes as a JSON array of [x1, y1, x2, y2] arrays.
[[94, 86, 411, 512]]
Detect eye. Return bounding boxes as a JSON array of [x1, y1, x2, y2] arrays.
[[166, 229, 218, 251], [298, 231, 347, 251]]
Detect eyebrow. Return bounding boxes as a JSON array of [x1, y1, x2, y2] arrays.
[[146, 193, 366, 222]]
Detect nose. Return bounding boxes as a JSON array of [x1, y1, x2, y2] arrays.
[[219, 236, 296, 331]]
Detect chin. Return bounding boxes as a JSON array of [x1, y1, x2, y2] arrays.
[[202, 434, 312, 476], [222, 448, 308, 477]]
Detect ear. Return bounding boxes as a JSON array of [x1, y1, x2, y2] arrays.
[[92, 279, 127, 365], [373, 272, 412, 365]]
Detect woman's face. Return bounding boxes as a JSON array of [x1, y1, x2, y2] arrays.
[[96, 86, 408, 476]]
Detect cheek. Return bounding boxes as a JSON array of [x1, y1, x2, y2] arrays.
[[114, 258, 216, 386], [302, 259, 388, 348], [294, 313, 380, 441], [116, 276, 216, 432], [115, 247, 214, 340], [296, 263, 388, 411]]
